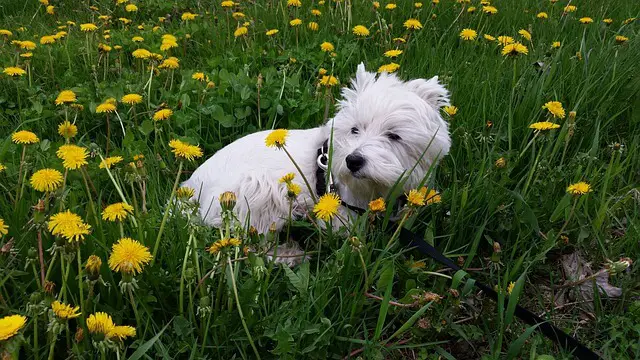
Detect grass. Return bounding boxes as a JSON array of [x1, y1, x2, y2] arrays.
[[1, 0, 639, 359]]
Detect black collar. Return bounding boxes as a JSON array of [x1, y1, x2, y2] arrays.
[[315, 140, 367, 215]]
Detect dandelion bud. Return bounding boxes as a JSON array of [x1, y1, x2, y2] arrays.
[[249, 226, 258, 237], [75, 327, 84, 343], [457, 256, 465, 267], [269, 222, 277, 233], [44, 280, 56, 295], [448, 288, 459, 298], [199, 295, 211, 308], [219, 191, 237, 211], [493, 241, 501, 253], [606, 257, 633, 275], [491, 241, 501, 263], [257, 73, 263, 88], [569, 111, 577, 120], [349, 236, 362, 250], [85, 255, 102, 280], [495, 157, 506, 168]]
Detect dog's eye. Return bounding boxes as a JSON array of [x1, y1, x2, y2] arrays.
[[350, 127, 359, 135], [386, 132, 401, 141]]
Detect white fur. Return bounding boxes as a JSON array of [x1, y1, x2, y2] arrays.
[[182, 63, 451, 234]]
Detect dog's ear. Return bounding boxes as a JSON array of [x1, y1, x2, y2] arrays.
[[405, 76, 450, 110], [352, 62, 377, 93]]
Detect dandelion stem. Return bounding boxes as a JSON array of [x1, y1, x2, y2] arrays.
[[15, 145, 26, 204], [152, 161, 183, 264], [47, 335, 56, 360], [76, 247, 84, 316], [227, 256, 261, 360], [282, 147, 317, 203], [128, 286, 141, 328], [179, 231, 195, 315], [37, 230, 46, 287]]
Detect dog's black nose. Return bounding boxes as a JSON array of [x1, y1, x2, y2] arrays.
[[346, 153, 365, 173]]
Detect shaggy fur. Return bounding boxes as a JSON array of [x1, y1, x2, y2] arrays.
[[182, 63, 451, 233]]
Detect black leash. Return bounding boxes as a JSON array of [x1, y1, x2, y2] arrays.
[[314, 141, 602, 360], [399, 228, 601, 360]]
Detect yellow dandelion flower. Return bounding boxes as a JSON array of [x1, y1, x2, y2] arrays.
[[58, 121, 78, 139], [287, 0, 302, 7], [132, 48, 152, 59], [168, 139, 203, 160], [20, 52, 33, 58], [501, 42, 528, 56], [537, 12, 548, 19], [290, 19, 303, 27], [352, 25, 370, 36], [467, 6, 476, 13], [0, 218, 8, 236], [603, 18, 613, 25], [415, 2, 423, 8], [552, 41, 561, 48], [95, 102, 116, 114], [378, 63, 400, 73], [443, 105, 458, 116], [482, 6, 497, 14], [176, 186, 195, 199], [221, 0, 235, 7], [579, 17, 593, 24], [40, 35, 56, 44], [159, 57, 180, 69], [121, 93, 143, 105], [266, 29, 279, 36], [404, 18, 423, 30], [542, 101, 565, 119], [615, 35, 628, 44], [12, 130, 39, 144], [107, 326, 136, 341], [563, 5, 576, 13], [232, 12, 245, 19], [80, 23, 98, 32], [566, 182, 591, 196], [181, 12, 197, 21], [3, 66, 26, 77], [56, 144, 88, 170], [420, 187, 441, 205], [373, 1, 380, 8], [20, 40, 37, 50], [311, 9, 322, 16], [48, 210, 91, 242], [518, 29, 531, 41], [279, 173, 295, 183], [87, 312, 115, 336], [131, 36, 144, 43], [192, 72, 206, 81], [529, 121, 560, 131], [0, 29, 13, 37], [384, 49, 403, 58], [286, 182, 301, 198], [52, 301, 81, 320], [265, 129, 289, 148], [153, 108, 173, 121], [507, 282, 515, 294], [460, 28, 478, 41], [0, 315, 27, 341], [368, 198, 386, 212], [308, 22, 319, 31], [98, 43, 112, 52], [30, 169, 63, 192], [108, 237, 152, 275], [385, 3, 397, 10], [125, 4, 138, 12], [484, 34, 496, 41], [102, 203, 134, 222], [319, 75, 339, 87], [406, 189, 425, 207], [313, 193, 341, 221], [320, 41, 334, 52], [99, 156, 124, 169], [497, 36, 514, 46], [234, 26, 248, 37]]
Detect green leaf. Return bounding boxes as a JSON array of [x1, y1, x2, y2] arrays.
[[283, 261, 309, 295], [139, 120, 154, 136], [505, 273, 526, 326], [387, 301, 433, 342], [506, 324, 541, 360], [550, 194, 571, 222], [374, 262, 394, 341], [128, 321, 171, 360], [376, 261, 395, 291]]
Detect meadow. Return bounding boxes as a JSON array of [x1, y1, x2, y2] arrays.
[[1, 0, 639, 358]]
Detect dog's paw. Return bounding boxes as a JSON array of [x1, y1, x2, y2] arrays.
[[266, 242, 309, 268]]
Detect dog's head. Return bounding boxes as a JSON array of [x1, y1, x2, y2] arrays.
[[328, 63, 451, 198]]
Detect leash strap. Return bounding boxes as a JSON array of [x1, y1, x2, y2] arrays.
[[398, 227, 602, 360]]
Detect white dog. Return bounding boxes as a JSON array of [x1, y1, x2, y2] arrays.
[[182, 63, 451, 234]]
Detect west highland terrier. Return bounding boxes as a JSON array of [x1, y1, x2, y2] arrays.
[[183, 63, 451, 235]]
